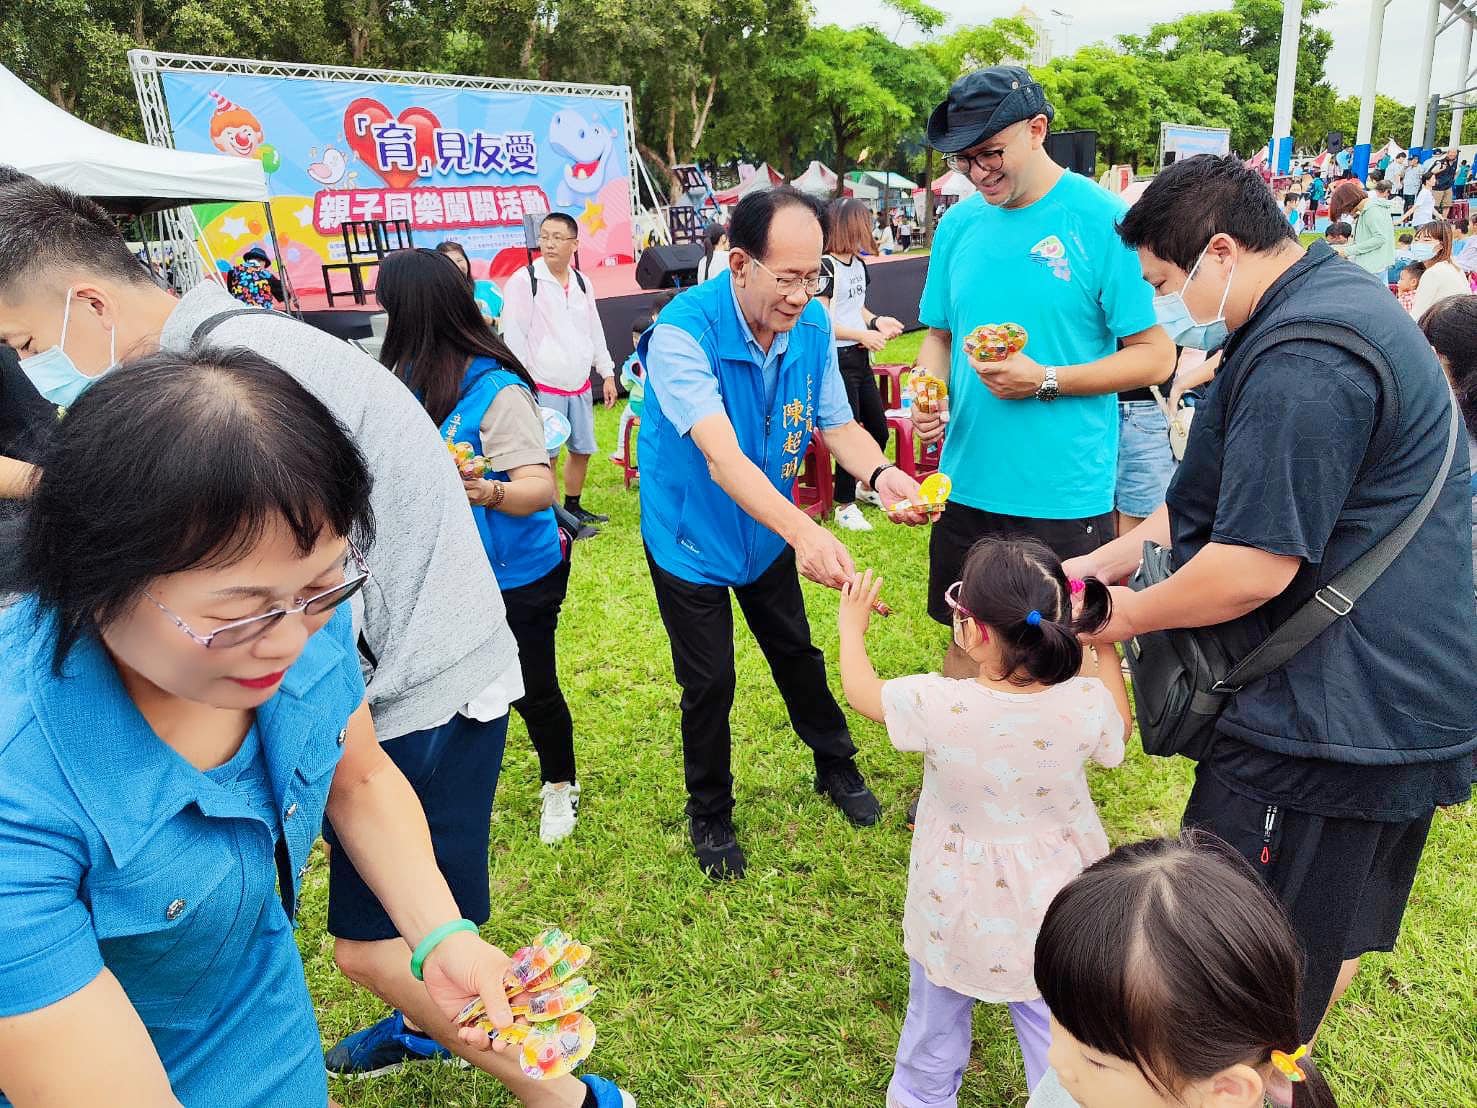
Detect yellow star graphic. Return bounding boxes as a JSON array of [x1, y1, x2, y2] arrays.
[[579, 201, 606, 236]]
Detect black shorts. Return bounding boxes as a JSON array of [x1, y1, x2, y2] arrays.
[[324, 712, 509, 941], [925, 502, 1114, 624], [1182, 767, 1433, 1039]]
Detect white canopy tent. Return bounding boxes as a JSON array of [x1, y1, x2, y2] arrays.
[[791, 160, 839, 197], [0, 64, 268, 214]]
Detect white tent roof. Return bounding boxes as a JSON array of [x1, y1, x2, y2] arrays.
[[714, 163, 783, 204], [0, 64, 268, 214], [791, 160, 838, 196]]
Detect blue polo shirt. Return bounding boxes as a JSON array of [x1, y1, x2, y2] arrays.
[[0, 600, 365, 1106], [919, 173, 1158, 519]]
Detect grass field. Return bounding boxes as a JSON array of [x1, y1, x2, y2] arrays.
[[304, 331, 1476, 1106]]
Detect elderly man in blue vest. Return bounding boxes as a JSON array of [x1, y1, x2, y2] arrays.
[[638, 186, 933, 878]]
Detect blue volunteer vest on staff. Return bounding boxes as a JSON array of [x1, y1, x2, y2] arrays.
[[637, 273, 829, 587], [442, 357, 562, 591]]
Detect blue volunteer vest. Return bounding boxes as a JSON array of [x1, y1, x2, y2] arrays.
[[442, 357, 563, 591], [636, 273, 830, 586]]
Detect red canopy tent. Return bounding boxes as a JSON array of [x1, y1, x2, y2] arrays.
[[713, 163, 785, 205]]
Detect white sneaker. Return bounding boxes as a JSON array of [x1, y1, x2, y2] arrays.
[[834, 503, 873, 532], [539, 782, 579, 844], [856, 487, 884, 508]]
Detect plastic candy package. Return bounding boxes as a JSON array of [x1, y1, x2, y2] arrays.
[[963, 323, 1028, 362], [887, 472, 952, 514], [453, 929, 602, 1079]]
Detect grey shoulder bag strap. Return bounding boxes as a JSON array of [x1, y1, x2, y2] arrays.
[[1211, 322, 1462, 695], [190, 306, 291, 345]]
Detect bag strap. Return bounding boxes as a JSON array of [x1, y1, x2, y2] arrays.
[[1215, 386, 1462, 692], [190, 306, 290, 345], [526, 263, 587, 300]]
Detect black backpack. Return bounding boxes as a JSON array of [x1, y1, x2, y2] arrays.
[[528, 263, 587, 299]]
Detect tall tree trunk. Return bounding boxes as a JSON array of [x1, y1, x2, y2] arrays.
[[832, 110, 850, 197], [922, 146, 936, 247], [519, 15, 537, 74], [638, 141, 682, 205], [689, 74, 718, 152]]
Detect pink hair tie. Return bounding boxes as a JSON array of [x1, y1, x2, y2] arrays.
[[1068, 578, 1086, 596]]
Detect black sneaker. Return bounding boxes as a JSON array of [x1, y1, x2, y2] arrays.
[[906, 793, 919, 830], [571, 504, 609, 524], [689, 812, 746, 879], [574, 523, 600, 541], [815, 762, 882, 826]]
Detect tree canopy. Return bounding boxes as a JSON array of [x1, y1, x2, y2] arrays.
[[0, 0, 1453, 199]]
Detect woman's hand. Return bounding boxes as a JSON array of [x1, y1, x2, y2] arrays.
[[420, 929, 516, 1051], [858, 330, 889, 353], [1080, 586, 1140, 645], [839, 570, 883, 638], [602, 377, 618, 408], [873, 316, 905, 339], [462, 478, 504, 509]]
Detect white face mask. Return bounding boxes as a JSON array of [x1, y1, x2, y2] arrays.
[[18, 288, 117, 409]]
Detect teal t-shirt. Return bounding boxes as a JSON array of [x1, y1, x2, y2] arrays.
[[918, 173, 1157, 518]]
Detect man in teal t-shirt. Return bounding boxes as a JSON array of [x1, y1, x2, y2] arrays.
[[912, 66, 1172, 677]]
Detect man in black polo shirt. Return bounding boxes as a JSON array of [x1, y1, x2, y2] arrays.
[[1069, 154, 1477, 1039]]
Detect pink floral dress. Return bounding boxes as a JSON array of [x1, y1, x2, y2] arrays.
[[881, 674, 1125, 1001]]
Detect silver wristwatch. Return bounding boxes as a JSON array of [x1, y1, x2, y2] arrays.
[[1035, 365, 1059, 402]]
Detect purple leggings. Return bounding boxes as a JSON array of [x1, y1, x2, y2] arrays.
[[886, 959, 1052, 1108]]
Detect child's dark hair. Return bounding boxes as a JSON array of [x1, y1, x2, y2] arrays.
[[955, 537, 1112, 686], [22, 347, 376, 672], [1036, 832, 1338, 1108]]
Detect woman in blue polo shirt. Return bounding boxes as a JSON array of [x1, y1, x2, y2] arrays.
[[0, 348, 522, 1105], [376, 249, 580, 847]]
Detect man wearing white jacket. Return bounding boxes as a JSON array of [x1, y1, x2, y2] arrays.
[[501, 212, 617, 531]]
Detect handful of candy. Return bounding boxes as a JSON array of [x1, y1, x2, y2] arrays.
[[887, 472, 952, 515], [447, 437, 495, 480], [454, 928, 600, 1081], [963, 323, 1028, 362], [908, 371, 949, 420]]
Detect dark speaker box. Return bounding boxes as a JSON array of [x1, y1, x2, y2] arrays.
[[1045, 129, 1099, 176], [636, 243, 704, 289]]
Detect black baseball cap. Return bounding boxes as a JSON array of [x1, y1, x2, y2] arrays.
[[926, 66, 1055, 154]]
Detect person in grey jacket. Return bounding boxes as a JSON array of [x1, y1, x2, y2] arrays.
[[0, 177, 637, 1108]]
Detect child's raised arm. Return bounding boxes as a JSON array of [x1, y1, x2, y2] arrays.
[[1090, 642, 1133, 745], [837, 571, 887, 723]]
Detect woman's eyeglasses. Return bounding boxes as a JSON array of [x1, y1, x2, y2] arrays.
[[145, 542, 371, 649]]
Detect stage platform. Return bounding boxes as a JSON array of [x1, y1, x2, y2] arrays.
[[298, 252, 931, 366]]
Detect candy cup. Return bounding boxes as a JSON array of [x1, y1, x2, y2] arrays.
[[505, 928, 571, 991], [520, 942, 593, 993], [519, 1013, 597, 1080], [515, 978, 598, 1022], [917, 473, 952, 507]]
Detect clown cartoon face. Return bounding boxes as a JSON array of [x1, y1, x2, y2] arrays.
[[207, 92, 265, 159]]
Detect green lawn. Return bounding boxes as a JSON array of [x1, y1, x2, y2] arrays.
[[305, 342, 1477, 1106]]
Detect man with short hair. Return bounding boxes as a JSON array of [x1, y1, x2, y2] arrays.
[[640, 185, 934, 879], [1069, 153, 1476, 1039], [1384, 151, 1407, 190], [500, 211, 617, 533], [911, 66, 1173, 678], [1429, 148, 1460, 215], [1401, 155, 1424, 212], [0, 177, 635, 1108]]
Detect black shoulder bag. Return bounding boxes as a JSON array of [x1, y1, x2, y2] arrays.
[[1125, 322, 1463, 760]]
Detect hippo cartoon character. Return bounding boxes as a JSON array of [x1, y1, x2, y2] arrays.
[[549, 110, 614, 207]]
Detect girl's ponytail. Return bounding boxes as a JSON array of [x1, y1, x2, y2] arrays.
[[1070, 575, 1113, 638], [1294, 1062, 1339, 1108], [1019, 612, 1083, 686]]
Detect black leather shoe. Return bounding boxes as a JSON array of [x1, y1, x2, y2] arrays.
[[815, 762, 882, 827], [689, 813, 747, 879]]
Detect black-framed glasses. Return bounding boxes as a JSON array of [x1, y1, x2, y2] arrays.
[[945, 147, 1008, 175], [145, 542, 371, 649], [751, 257, 825, 296]]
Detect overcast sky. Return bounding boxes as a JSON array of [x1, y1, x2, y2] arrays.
[[810, 0, 1474, 128]]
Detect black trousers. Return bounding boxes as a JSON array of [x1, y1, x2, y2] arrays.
[[501, 557, 577, 784], [646, 546, 857, 817], [834, 344, 889, 505]]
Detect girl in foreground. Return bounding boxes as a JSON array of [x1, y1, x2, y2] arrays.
[[1029, 832, 1338, 1108]]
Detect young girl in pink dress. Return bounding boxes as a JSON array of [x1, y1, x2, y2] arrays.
[[837, 538, 1131, 1106]]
